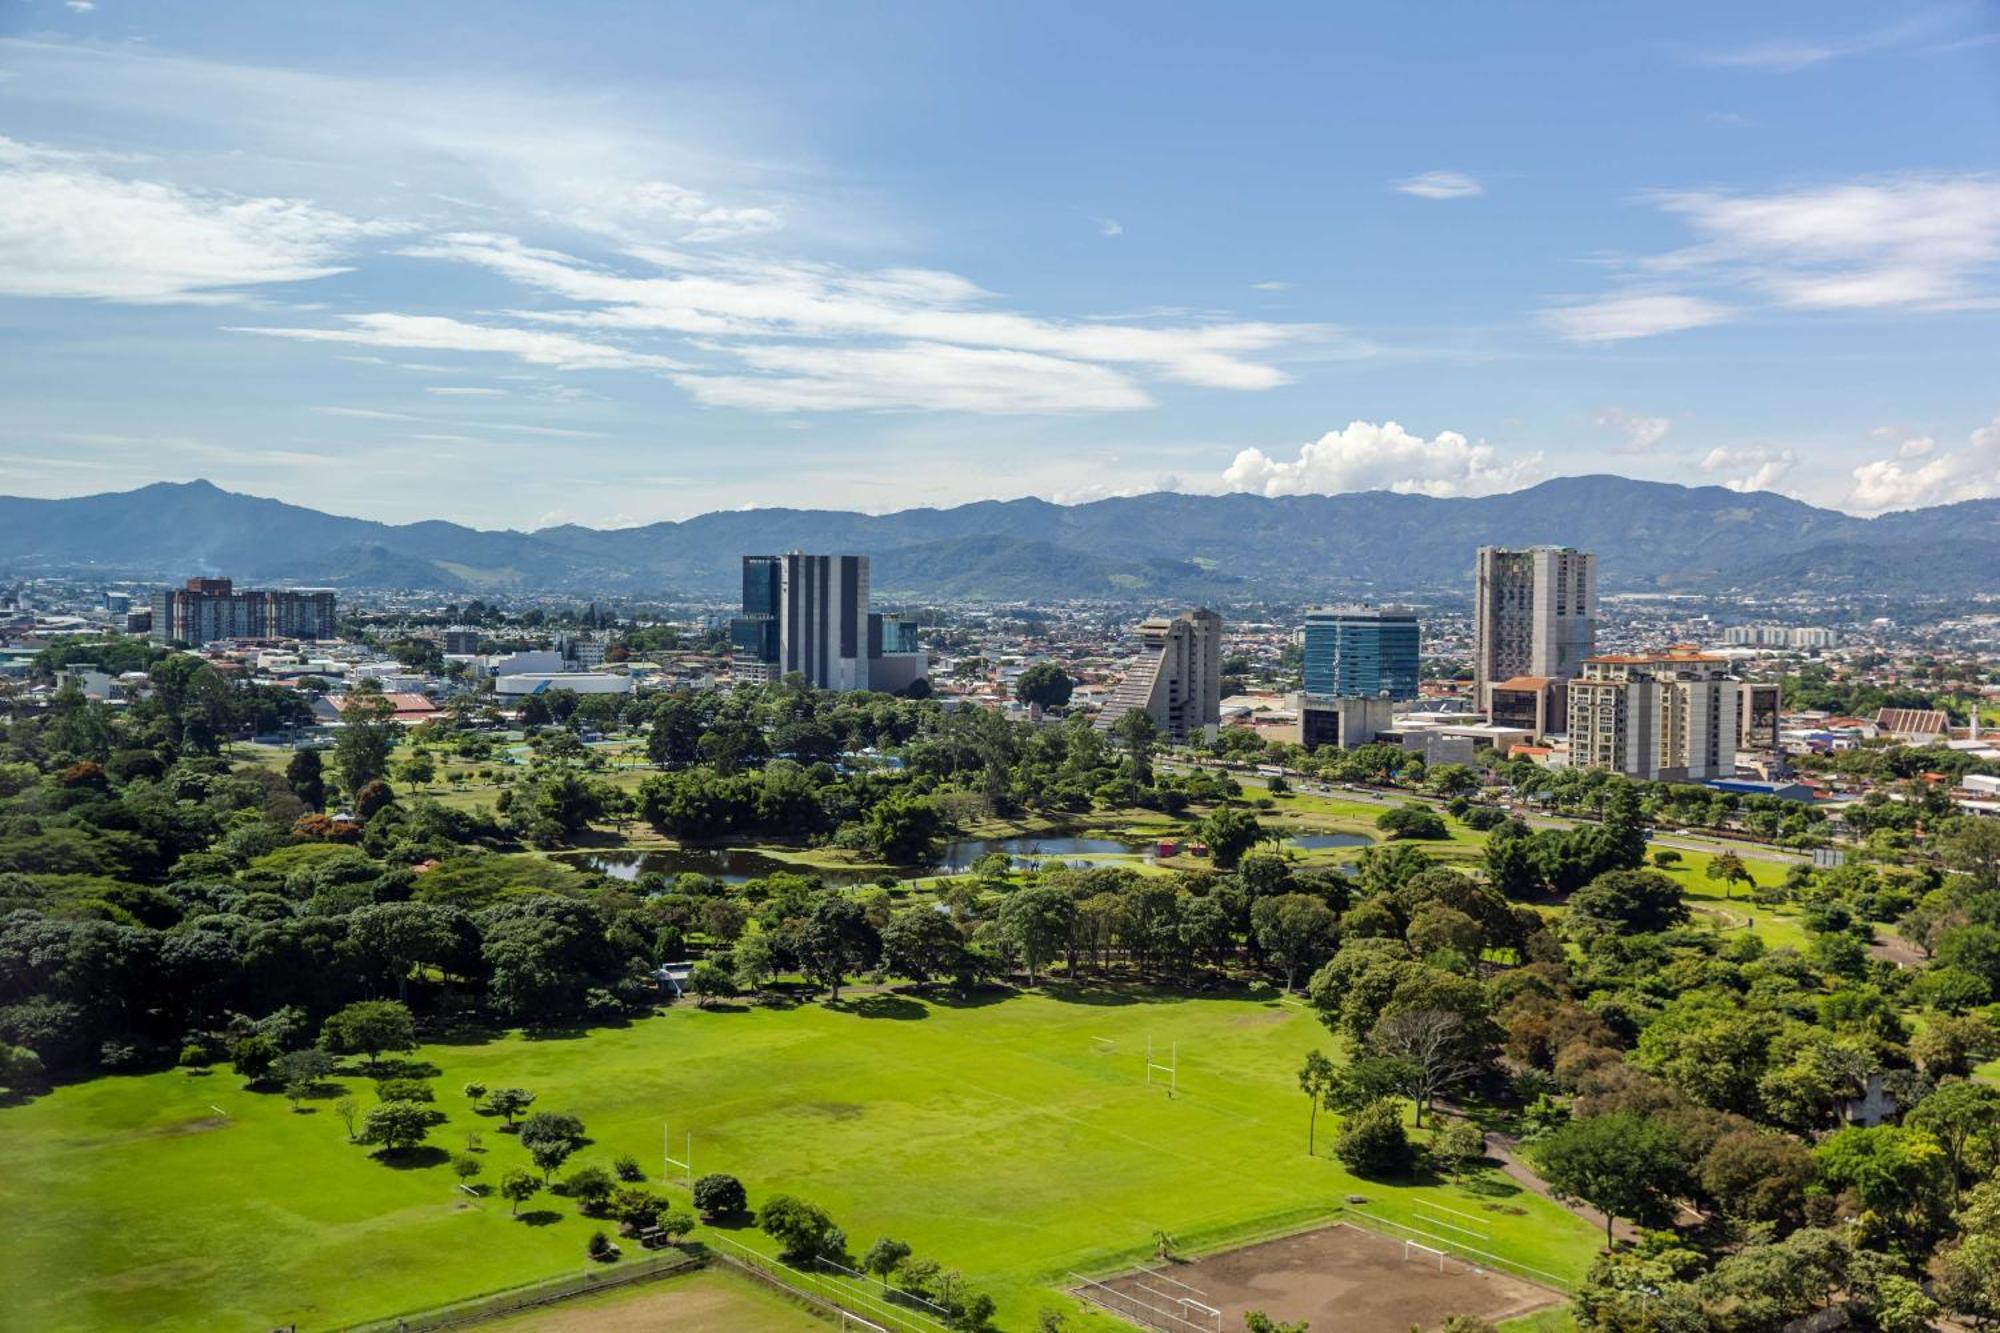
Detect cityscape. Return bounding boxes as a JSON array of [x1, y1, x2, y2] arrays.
[[3, 4, 1999, 1333]]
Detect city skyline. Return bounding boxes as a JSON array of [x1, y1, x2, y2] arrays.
[[2, 1, 1998, 526]]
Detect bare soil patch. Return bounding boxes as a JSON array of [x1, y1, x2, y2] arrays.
[[1080, 1222, 1562, 1333]]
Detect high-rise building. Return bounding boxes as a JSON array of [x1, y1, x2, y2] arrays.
[[1302, 606, 1420, 700], [1473, 546, 1596, 717], [149, 578, 336, 646], [1566, 649, 1739, 781], [1095, 608, 1223, 744], [731, 553, 881, 692]]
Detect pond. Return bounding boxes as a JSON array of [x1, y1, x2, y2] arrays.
[[936, 836, 1142, 874], [1285, 832, 1373, 851], [561, 848, 882, 887]]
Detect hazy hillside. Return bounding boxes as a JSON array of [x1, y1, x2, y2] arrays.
[[1, 477, 1992, 601]]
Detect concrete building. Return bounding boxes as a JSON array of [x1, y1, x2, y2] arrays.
[[731, 553, 874, 691], [1473, 546, 1595, 716], [1487, 675, 1563, 738], [1721, 625, 1837, 650], [1292, 693, 1396, 751], [1739, 681, 1783, 752], [150, 578, 336, 646], [866, 613, 929, 695], [1567, 649, 1739, 781], [1302, 606, 1419, 700], [1096, 609, 1223, 744], [441, 627, 482, 655]]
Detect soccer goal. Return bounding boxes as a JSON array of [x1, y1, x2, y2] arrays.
[[1404, 1239, 1450, 1272], [663, 1122, 693, 1187]]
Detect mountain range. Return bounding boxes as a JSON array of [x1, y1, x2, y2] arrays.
[[1, 478, 1994, 602]]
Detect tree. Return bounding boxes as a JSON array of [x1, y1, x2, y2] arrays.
[[995, 885, 1075, 984], [732, 934, 775, 994], [1567, 869, 1689, 937], [1814, 1125, 1952, 1248], [333, 689, 398, 799], [274, 1047, 333, 1107], [396, 751, 437, 792], [693, 1172, 748, 1220], [1941, 816, 2000, 895], [1298, 1049, 1337, 1156], [500, 1167, 542, 1216], [361, 1100, 445, 1153], [1014, 663, 1075, 711], [1536, 1112, 1688, 1247], [1708, 850, 1753, 901], [1431, 1118, 1487, 1181], [482, 1087, 537, 1127], [760, 1194, 841, 1262], [1699, 1129, 1812, 1230], [319, 999, 416, 1071], [564, 1165, 615, 1212], [453, 1153, 484, 1191], [1333, 1098, 1412, 1177], [1253, 895, 1339, 991], [863, 1236, 913, 1291], [287, 747, 326, 811], [881, 908, 970, 986], [1366, 1007, 1487, 1128], [531, 1138, 575, 1182], [687, 960, 736, 1008], [1244, 1314, 1310, 1333], [1377, 803, 1448, 841], [333, 1095, 360, 1140], [229, 1033, 279, 1085], [520, 1110, 586, 1153], [1111, 708, 1159, 785], [796, 896, 882, 1001], [1199, 806, 1268, 870]]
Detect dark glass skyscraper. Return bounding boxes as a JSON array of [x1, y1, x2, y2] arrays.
[[1301, 606, 1420, 700]]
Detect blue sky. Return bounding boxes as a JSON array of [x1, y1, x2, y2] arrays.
[[1, 1, 1997, 527]]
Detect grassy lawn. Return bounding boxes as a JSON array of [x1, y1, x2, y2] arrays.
[[1653, 848, 1811, 951], [470, 1266, 827, 1332], [0, 992, 1598, 1332]]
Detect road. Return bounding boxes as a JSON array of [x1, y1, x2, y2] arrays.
[[1161, 758, 1808, 867]]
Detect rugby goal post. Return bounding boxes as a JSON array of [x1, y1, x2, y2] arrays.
[[1146, 1035, 1178, 1099], [663, 1122, 693, 1186]]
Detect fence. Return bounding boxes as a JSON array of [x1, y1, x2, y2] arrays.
[[335, 1246, 703, 1332], [704, 1234, 949, 1333], [1343, 1206, 1572, 1291]]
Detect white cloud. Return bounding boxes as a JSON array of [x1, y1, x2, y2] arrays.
[[674, 342, 1152, 414], [1552, 175, 2000, 340], [1096, 217, 1124, 238], [1544, 293, 1734, 342], [1690, 12, 1963, 72], [1845, 416, 2000, 513], [1219, 420, 1544, 498], [0, 136, 387, 303], [1395, 171, 1484, 200], [1251, 280, 1292, 291], [1594, 408, 1673, 453], [65, 0, 95, 11], [381, 232, 1310, 409], [1700, 445, 1796, 493], [424, 386, 509, 398], [232, 313, 689, 372]]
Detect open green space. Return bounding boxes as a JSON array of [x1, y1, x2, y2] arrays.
[[0, 992, 1599, 1332]]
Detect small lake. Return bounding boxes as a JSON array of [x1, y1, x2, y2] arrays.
[[936, 836, 1141, 874], [1286, 833, 1372, 851], [562, 848, 881, 887]]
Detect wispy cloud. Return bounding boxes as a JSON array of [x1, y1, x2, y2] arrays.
[[1394, 171, 1484, 200], [424, 386, 509, 398], [1594, 408, 1673, 453], [1095, 216, 1124, 238], [235, 313, 689, 372], [0, 135, 393, 303], [1545, 173, 2000, 340], [1688, 9, 1966, 72]]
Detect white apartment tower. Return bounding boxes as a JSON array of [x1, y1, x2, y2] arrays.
[[1566, 649, 1740, 781], [779, 553, 871, 692], [1474, 546, 1596, 716]]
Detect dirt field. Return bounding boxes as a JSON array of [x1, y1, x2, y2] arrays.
[[472, 1267, 828, 1332], [1081, 1223, 1563, 1333]]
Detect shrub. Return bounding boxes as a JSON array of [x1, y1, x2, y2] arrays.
[[564, 1165, 616, 1212], [760, 1194, 840, 1262], [374, 1077, 433, 1102], [462, 1081, 487, 1100], [613, 1153, 644, 1182], [693, 1172, 748, 1219], [1334, 1098, 1413, 1177], [587, 1230, 614, 1261]]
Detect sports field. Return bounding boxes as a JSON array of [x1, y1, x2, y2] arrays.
[[0, 990, 1599, 1331]]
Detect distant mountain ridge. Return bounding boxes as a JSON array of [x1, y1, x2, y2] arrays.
[[1, 477, 1994, 601]]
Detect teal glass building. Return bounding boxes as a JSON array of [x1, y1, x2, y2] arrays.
[[1302, 606, 1420, 700]]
